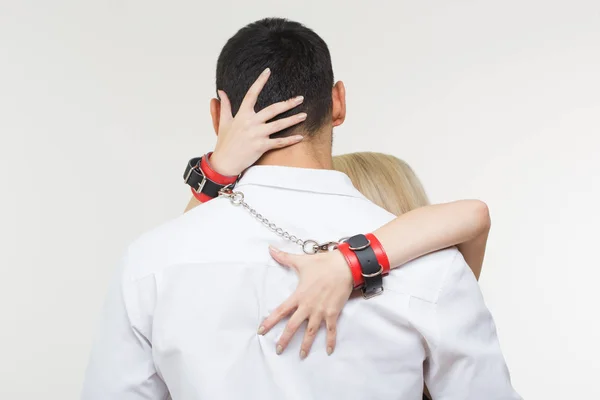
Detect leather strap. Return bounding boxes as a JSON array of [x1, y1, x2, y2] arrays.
[[346, 234, 383, 297], [183, 156, 237, 199], [366, 233, 390, 275]]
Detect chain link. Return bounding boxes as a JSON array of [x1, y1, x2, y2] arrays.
[[219, 188, 325, 254]]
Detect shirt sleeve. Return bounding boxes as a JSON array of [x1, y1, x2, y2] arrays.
[[424, 252, 521, 400], [80, 252, 168, 400]]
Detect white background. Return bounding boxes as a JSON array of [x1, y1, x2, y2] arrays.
[[1, 1, 599, 399]]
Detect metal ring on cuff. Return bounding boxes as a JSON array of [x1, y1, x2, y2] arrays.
[[361, 265, 383, 278], [302, 240, 319, 254], [362, 287, 384, 299], [349, 239, 371, 251], [231, 192, 244, 205]]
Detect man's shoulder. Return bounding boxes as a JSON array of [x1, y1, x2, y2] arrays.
[[385, 247, 468, 304], [123, 198, 264, 280]]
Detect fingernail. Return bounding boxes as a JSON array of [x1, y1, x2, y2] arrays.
[[294, 95, 304, 103], [257, 326, 266, 335], [262, 67, 271, 75], [269, 246, 280, 253], [300, 350, 307, 359], [292, 135, 304, 142], [276, 345, 283, 355], [327, 346, 333, 355], [297, 113, 307, 120]]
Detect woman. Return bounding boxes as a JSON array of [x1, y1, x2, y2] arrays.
[[189, 152, 485, 399], [185, 71, 490, 361]]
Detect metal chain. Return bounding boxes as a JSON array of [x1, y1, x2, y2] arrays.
[[218, 188, 338, 254]]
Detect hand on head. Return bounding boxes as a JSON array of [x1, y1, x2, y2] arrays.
[[209, 68, 307, 176]]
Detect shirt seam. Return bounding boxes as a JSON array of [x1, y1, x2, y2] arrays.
[[385, 287, 437, 304], [128, 260, 285, 283], [234, 182, 366, 199], [431, 250, 461, 350]]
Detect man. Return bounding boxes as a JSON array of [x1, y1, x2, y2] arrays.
[[82, 18, 519, 399]]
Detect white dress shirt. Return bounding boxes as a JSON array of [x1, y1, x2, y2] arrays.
[[82, 166, 520, 400]]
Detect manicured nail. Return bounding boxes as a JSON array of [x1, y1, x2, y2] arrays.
[[292, 135, 304, 142], [327, 346, 333, 355], [257, 326, 266, 335], [262, 67, 271, 75], [294, 95, 304, 103], [297, 113, 307, 120], [300, 350, 307, 359], [276, 345, 283, 355], [269, 246, 280, 253]]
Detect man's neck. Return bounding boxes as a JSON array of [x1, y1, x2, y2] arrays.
[[255, 134, 333, 170]]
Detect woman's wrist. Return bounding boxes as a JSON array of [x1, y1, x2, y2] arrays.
[[326, 250, 355, 291], [336, 233, 390, 296], [184, 153, 239, 203]]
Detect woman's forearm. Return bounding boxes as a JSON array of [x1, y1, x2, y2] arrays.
[[456, 227, 489, 280], [373, 200, 491, 280], [184, 196, 202, 213]]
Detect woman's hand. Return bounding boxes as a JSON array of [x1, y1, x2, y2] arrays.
[[210, 67, 307, 176], [259, 246, 354, 358]]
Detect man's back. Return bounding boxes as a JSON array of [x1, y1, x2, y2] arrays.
[[82, 166, 519, 399]]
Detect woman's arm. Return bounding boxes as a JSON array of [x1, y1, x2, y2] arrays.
[[183, 68, 306, 212], [188, 194, 490, 277], [262, 200, 491, 356], [184, 196, 202, 213], [374, 200, 491, 280]]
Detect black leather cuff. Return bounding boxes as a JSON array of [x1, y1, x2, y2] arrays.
[[183, 156, 232, 198]]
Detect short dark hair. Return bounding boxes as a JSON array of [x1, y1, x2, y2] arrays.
[[216, 18, 334, 137]]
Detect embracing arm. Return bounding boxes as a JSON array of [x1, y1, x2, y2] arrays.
[[184, 196, 202, 213], [188, 194, 490, 279], [189, 198, 490, 278], [264, 200, 492, 356], [183, 68, 305, 213], [374, 200, 490, 280]]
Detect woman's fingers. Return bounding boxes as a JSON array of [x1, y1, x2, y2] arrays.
[[262, 113, 307, 137], [299, 315, 323, 359], [269, 246, 300, 270], [276, 307, 309, 355], [217, 90, 233, 122], [324, 312, 339, 355], [239, 67, 271, 112], [255, 96, 304, 122], [263, 135, 304, 152], [258, 294, 298, 335], [265, 247, 345, 358]]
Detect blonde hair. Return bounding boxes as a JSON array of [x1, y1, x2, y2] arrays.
[[333, 152, 429, 216]]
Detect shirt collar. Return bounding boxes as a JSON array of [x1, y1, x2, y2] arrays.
[[235, 165, 365, 199]]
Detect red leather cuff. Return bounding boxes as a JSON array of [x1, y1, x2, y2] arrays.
[[190, 152, 238, 203], [366, 233, 390, 275], [337, 242, 365, 289], [201, 152, 238, 185], [191, 187, 213, 203]]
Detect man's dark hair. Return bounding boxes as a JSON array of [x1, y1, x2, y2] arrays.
[[216, 18, 334, 138]]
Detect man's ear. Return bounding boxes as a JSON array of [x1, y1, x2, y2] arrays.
[[331, 81, 346, 127], [210, 98, 221, 135]]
